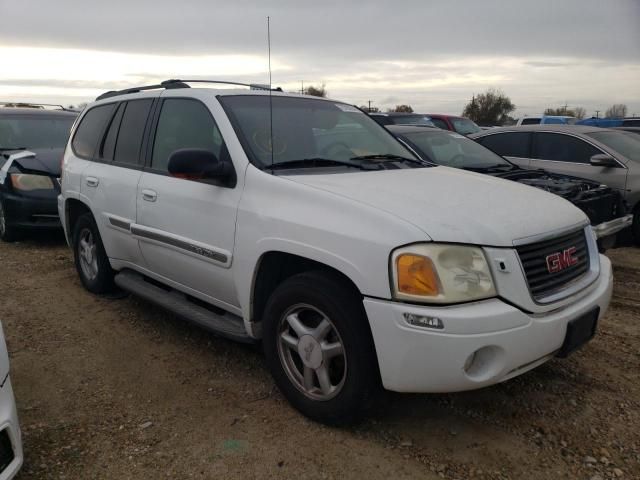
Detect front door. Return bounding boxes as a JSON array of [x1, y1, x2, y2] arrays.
[[134, 96, 242, 311], [529, 132, 628, 195]]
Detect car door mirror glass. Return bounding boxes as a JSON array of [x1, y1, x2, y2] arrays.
[[589, 153, 618, 167], [167, 148, 230, 180]]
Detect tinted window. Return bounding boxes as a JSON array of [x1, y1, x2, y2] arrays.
[[72, 104, 115, 158], [533, 133, 601, 163], [389, 115, 435, 127], [152, 98, 225, 171], [430, 118, 449, 130], [100, 103, 125, 161], [521, 118, 540, 125], [370, 115, 392, 126], [477, 132, 531, 158], [623, 119, 640, 127], [587, 131, 640, 162], [114, 99, 153, 166], [0, 114, 75, 149]]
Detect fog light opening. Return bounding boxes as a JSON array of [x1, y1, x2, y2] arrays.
[[463, 346, 505, 381], [403, 313, 444, 330]]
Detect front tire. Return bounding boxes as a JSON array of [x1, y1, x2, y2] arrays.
[[263, 271, 379, 425], [0, 199, 20, 242], [72, 213, 115, 293]]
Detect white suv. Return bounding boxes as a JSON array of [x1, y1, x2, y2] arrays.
[[59, 80, 613, 424]]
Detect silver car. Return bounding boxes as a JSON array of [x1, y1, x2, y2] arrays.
[[471, 125, 640, 243]]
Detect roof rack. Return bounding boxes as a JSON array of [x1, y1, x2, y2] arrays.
[[95, 79, 282, 101], [0, 101, 77, 111]]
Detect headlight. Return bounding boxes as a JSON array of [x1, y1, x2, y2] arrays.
[[10, 174, 54, 191], [391, 243, 496, 304]]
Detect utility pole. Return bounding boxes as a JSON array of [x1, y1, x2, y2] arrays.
[[300, 80, 304, 95], [368, 100, 372, 112], [595, 110, 600, 119]]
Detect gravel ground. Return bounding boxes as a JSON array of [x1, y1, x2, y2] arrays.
[[0, 234, 638, 479]]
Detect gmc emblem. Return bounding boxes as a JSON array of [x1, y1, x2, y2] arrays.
[[546, 247, 579, 273]]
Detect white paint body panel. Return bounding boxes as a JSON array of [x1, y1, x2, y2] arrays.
[[0, 323, 23, 479]]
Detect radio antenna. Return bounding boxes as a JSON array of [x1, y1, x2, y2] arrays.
[[267, 16, 274, 169]]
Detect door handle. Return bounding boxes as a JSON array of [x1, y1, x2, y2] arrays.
[[86, 176, 99, 187], [142, 189, 157, 202]]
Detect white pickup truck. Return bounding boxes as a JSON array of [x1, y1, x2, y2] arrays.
[[58, 80, 613, 424]]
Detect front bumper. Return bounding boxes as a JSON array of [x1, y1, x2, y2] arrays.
[[364, 254, 613, 393], [0, 377, 22, 480], [2, 191, 61, 229], [593, 214, 633, 239]]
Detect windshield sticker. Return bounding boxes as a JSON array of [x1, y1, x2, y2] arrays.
[[449, 133, 465, 139], [335, 103, 361, 113]]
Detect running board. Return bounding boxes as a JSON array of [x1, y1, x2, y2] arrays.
[[114, 270, 254, 344]]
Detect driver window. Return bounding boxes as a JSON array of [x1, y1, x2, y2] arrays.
[[151, 98, 225, 171]]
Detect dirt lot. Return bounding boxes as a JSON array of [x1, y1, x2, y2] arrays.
[[0, 235, 638, 480]]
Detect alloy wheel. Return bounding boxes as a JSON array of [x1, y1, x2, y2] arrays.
[[277, 303, 347, 401], [78, 228, 99, 281]]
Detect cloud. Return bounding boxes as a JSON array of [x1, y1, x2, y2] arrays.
[[0, 0, 638, 116]]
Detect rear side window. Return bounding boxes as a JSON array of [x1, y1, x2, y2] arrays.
[[477, 132, 531, 158], [72, 104, 116, 159], [112, 99, 153, 166], [623, 119, 640, 127], [151, 98, 225, 172], [533, 133, 600, 164], [100, 103, 125, 161]]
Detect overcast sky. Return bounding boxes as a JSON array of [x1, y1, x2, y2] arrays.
[[1, 0, 639, 117]]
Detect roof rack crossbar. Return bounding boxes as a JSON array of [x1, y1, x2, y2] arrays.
[[96, 79, 280, 101]]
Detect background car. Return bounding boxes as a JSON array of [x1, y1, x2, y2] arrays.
[[471, 125, 640, 243], [389, 125, 631, 248], [516, 115, 577, 125], [368, 112, 435, 127], [613, 126, 640, 136], [0, 320, 23, 479], [0, 105, 77, 241], [422, 114, 481, 135], [577, 117, 640, 128]]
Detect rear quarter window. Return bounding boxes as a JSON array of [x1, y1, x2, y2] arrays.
[[72, 104, 116, 159]]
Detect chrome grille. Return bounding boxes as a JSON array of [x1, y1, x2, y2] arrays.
[[516, 229, 590, 300]]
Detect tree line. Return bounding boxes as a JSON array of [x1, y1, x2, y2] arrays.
[[302, 83, 633, 126]]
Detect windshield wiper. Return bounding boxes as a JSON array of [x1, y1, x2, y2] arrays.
[[0, 146, 26, 151], [350, 153, 427, 165], [462, 164, 515, 173], [268, 158, 379, 171]]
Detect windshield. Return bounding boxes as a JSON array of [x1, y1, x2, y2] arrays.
[[219, 95, 417, 169], [401, 130, 512, 169], [389, 115, 435, 127], [0, 114, 75, 149], [587, 130, 640, 162], [451, 118, 481, 135]]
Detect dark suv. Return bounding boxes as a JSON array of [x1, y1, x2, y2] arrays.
[[0, 105, 77, 241]]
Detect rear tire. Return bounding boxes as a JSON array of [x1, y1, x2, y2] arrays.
[[262, 270, 379, 425], [72, 213, 115, 293], [0, 199, 20, 243]]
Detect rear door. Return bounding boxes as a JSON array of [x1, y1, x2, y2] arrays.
[[134, 95, 242, 310], [475, 131, 532, 168], [529, 132, 628, 194], [80, 97, 155, 264]]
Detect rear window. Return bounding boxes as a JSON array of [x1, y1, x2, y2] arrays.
[[477, 132, 531, 158], [451, 118, 481, 135], [520, 118, 540, 125], [72, 104, 116, 159], [113, 99, 153, 166]]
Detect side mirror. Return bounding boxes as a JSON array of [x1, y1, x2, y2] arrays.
[[167, 148, 232, 181], [589, 153, 618, 168]]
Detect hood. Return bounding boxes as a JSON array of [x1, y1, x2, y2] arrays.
[[4, 148, 63, 176], [287, 166, 588, 247], [493, 168, 606, 200]]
